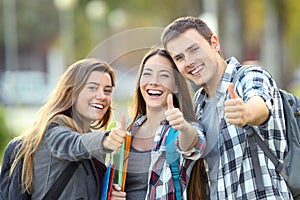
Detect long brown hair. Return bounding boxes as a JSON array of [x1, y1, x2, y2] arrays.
[[10, 58, 116, 193], [128, 48, 207, 199], [187, 158, 207, 200]]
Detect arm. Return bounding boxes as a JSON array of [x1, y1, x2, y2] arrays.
[[45, 125, 126, 161]]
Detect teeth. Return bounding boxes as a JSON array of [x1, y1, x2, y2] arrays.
[[191, 68, 201, 75], [91, 104, 104, 109], [147, 90, 162, 95]]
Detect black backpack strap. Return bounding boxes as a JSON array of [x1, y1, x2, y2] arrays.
[[247, 127, 264, 192], [42, 162, 80, 200], [248, 126, 285, 176]]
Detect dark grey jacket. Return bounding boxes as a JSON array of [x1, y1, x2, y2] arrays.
[[32, 124, 108, 200]]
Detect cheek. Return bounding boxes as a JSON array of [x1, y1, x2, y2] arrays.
[[107, 97, 112, 106], [161, 80, 176, 92], [139, 79, 147, 89], [174, 62, 185, 73]]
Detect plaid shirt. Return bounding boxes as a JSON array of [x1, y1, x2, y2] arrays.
[[194, 57, 293, 199], [130, 115, 205, 200]]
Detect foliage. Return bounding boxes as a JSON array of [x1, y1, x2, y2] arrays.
[[0, 105, 14, 164], [285, 0, 300, 70]]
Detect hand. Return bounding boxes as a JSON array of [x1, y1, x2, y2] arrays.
[[224, 83, 248, 127], [165, 94, 188, 131], [110, 184, 126, 200], [103, 114, 127, 151]]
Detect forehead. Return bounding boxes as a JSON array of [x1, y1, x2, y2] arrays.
[[144, 55, 172, 70], [87, 71, 111, 84], [166, 28, 209, 56]]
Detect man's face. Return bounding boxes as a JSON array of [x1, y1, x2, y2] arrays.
[[166, 28, 220, 90]]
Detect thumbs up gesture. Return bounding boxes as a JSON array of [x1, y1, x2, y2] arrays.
[[224, 83, 248, 127], [103, 114, 127, 151], [165, 94, 188, 131]]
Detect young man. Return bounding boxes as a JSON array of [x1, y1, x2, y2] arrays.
[[161, 16, 293, 199]]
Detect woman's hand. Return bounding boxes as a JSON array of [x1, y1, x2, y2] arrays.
[[165, 94, 189, 132], [110, 184, 126, 200], [103, 115, 127, 151], [165, 94, 198, 151]]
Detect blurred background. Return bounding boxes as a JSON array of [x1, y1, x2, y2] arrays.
[[0, 0, 300, 160]]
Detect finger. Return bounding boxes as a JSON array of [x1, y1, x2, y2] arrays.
[[112, 184, 121, 191], [228, 83, 238, 99], [120, 114, 126, 131], [167, 94, 174, 110]]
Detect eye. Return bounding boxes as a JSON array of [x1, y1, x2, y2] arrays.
[[160, 73, 170, 78], [88, 86, 97, 91], [174, 55, 184, 62], [190, 46, 199, 53], [142, 72, 151, 76], [104, 88, 112, 94]]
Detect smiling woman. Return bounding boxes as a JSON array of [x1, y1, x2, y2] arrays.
[[75, 70, 113, 125], [0, 58, 127, 199], [109, 48, 206, 200]]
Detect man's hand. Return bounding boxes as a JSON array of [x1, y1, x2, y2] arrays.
[[225, 83, 248, 127], [225, 83, 269, 126]]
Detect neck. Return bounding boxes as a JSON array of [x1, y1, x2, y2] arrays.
[[204, 59, 227, 98], [146, 106, 166, 127]]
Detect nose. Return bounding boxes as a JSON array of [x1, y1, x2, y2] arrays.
[[95, 89, 106, 100], [184, 54, 195, 67], [149, 74, 160, 85]]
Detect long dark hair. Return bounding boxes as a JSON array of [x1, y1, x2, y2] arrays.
[[128, 47, 196, 130]]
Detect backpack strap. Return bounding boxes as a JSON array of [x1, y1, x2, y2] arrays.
[[42, 162, 80, 200], [166, 126, 181, 200]]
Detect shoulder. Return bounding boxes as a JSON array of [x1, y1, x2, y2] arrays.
[[44, 123, 74, 137], [234, 65, 273, 82], [4, 138, 22, 158]]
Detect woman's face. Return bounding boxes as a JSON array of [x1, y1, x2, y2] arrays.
[[139, 54, 178, 110], [75, 71, 113, 123]]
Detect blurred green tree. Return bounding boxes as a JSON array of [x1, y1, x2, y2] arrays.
[[0, 105, 13, 163]]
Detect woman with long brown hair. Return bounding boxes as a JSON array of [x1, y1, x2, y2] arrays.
[[111, 48, 207, 200], [1, 58, 126, 199]]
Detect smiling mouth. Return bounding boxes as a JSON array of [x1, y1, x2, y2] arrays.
[[147, 89, 163, 97], [190, 68, 201, 75], [189, 64, 204, 76], [90, 103, 104, 109]]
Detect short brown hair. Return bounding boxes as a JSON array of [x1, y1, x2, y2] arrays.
[[161, 16, 214, 49]]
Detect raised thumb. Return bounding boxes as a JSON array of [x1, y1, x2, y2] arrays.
[[120, 113, 126, 131], [228, 83, 238, 99], [167, 94, 174, 109]]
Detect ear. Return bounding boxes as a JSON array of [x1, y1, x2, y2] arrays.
[[210, 35, 220, 51]]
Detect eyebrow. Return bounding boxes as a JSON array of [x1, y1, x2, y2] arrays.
[[144, 68, 171, 73], [86, 82, 112, 88], [186, 43, 198, 51], [86, 82, 98, 85], [172, 43, 198, 59]]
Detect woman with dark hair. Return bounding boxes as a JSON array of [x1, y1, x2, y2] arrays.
[[2, 58, 126, 199], [111, 48, 206, 200]]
